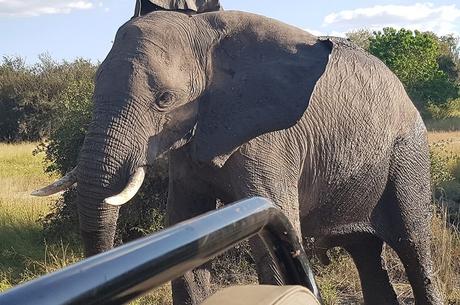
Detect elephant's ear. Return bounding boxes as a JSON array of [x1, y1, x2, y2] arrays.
[[191, 34, 332, 168]]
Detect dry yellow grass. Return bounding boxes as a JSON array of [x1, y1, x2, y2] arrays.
[[0, 143, 57, 246], [0, 134, 459, 305], [0, 142, 58, 203], [428, 131, 460, 155]]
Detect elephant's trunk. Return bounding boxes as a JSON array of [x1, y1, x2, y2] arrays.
[[77, 186, 119, 256], [76, 103, 145, 257], [77, 147, 122, 257]]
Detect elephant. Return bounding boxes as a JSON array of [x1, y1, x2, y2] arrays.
[[33, 10, 442, 305]]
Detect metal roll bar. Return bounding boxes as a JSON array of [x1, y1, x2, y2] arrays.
[[0, 197, 322, 305]]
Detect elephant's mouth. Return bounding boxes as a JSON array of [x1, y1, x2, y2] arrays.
[[31, 165, 147, 207]]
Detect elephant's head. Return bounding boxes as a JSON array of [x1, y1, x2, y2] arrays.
[[33, 11, 331, 256]]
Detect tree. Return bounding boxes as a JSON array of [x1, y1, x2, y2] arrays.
[[346, 29, 373, 50], [0, 56, 33, 141], [369, 28, 459, 110], [435, 34, 460, 84], [0, 55, 98, 141]]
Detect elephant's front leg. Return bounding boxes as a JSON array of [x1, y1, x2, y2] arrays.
[[167, 149, 217, 305], [226, 146, 303, 287], [247, 196, 302, 286]]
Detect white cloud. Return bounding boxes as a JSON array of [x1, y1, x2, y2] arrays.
[[0, 0, 96, 17], [304, 28, 324, 37], [322, 2, 460, 36], [304, 28, 346, 38]]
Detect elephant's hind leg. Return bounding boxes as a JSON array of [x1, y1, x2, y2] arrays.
[[345, 236, 398, 305], [383, 131, 442, 305]]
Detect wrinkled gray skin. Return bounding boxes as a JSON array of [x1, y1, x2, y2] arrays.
[[76, 10, 441, 305]]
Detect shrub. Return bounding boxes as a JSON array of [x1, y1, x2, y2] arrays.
[[426, 98, 460, 120], [369, 28, 459, 111], [430, 141, 460, 222], [430, 142, 456, 187], [35, 82, 94, 176], [0, 56, 34, 141], [425, 118, 460, 132], [0, 55, 97, 142]]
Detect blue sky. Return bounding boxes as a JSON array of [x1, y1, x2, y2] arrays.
[[1, 1, 460, 64]]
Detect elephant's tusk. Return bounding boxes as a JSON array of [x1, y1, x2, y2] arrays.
[[31, 167, 78, 197], [103, 167, 146, 206]]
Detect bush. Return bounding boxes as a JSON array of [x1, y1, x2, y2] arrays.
[[426, 98, 460, 120], [0, 55, 97, 142], [353, 28, 460, 117], [35, 79, 94, 175], [425, 118, 460, 132], [0, 56, 35, 141], [368, 28, 459, 113]]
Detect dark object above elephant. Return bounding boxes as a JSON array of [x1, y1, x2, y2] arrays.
[[133, 0, 222, 17]]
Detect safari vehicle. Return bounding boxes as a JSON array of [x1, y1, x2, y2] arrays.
[[0, 198, 322, 305]]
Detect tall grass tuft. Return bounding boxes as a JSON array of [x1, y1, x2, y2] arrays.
[[431, 207, 460, 303]]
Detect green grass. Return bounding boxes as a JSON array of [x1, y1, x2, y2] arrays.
[[0, 143, 80, 290]]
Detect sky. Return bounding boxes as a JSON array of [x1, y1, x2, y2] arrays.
[[1, 1, 460, 64]]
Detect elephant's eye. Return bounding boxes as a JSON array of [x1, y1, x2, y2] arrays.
[[154, 91, 175, 112]]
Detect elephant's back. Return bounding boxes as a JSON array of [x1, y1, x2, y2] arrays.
[[311, 37, 420, 129], [306, 36, 421, 163], [297, 37, 424, 231]]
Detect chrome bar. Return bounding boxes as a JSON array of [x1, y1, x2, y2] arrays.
[[0, 197, 321, 305]]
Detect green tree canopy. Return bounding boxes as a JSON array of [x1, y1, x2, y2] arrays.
[[346, 29, 373, 50], [435, 34, 460, 84], [367, 28, 459, 110], [369, 28, 440, 88]]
